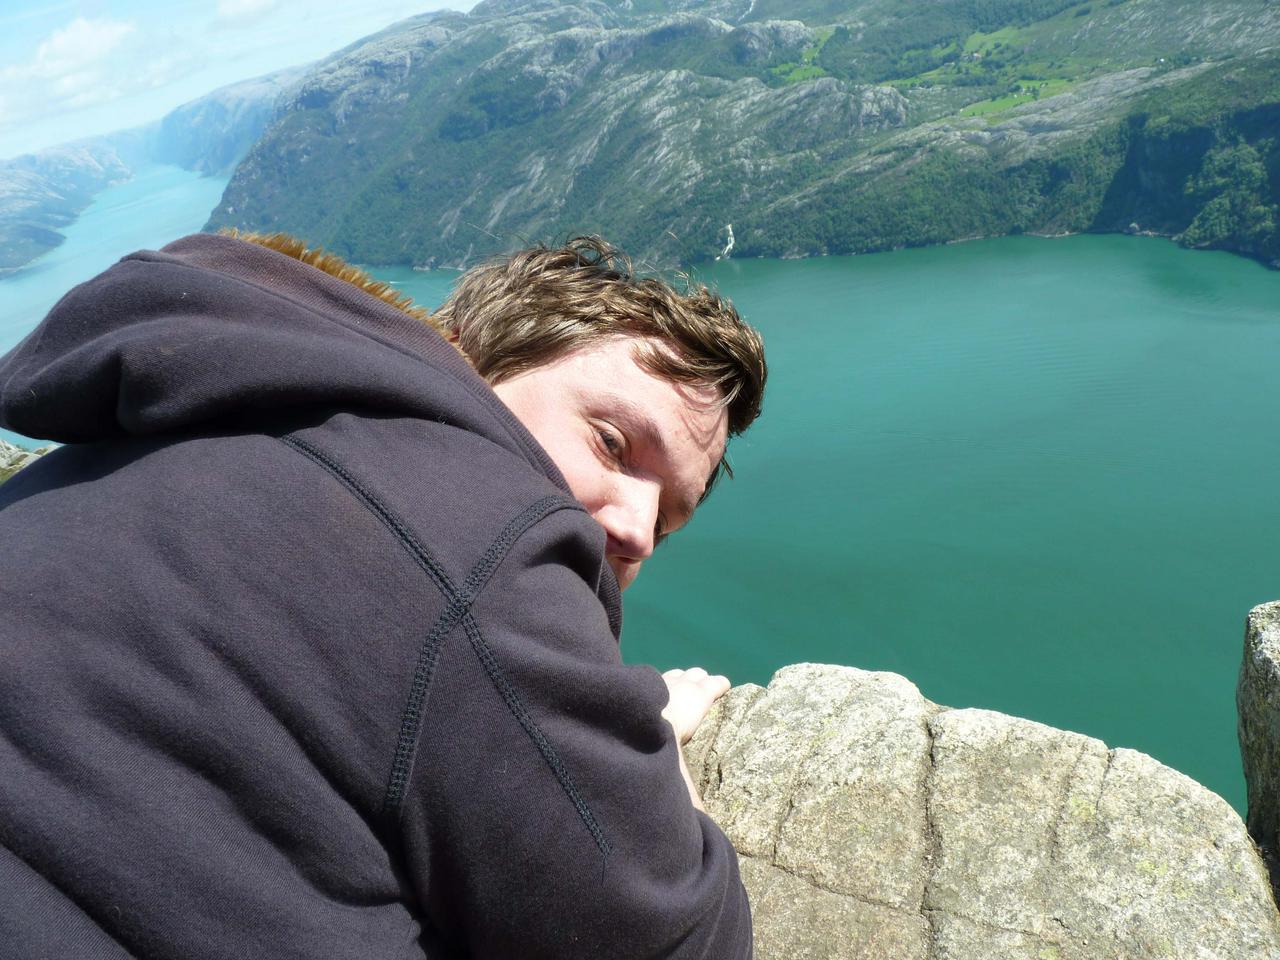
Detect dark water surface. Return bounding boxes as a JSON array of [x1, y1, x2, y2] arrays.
[[3, 170, 1277, 812]]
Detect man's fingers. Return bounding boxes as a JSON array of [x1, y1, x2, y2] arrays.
[[660, 667, 734, 744], [701, 673, 731, 697], [662, 667, 732, 705]]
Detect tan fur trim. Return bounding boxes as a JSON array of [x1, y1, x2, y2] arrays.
[[220, 229, 439, 328]]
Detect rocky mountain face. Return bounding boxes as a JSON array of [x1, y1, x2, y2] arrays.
[[0, 68, 301, 277], [1239, 601, 1280, 892], [208, 0, 1280, 268], [148, 67, 308, 176], [689, 660, 1280, 959]]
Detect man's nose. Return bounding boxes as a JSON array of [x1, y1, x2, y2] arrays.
[[598, 478, 659, 563]]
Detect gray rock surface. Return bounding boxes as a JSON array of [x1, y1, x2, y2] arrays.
[[689, 663, 1280, 959], [1239, 601, 1280, 887], [0, 438, 50, 484]]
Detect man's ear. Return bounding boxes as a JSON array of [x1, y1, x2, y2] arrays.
[[427, 315, 457, 344], [436, 323, 474, 365]]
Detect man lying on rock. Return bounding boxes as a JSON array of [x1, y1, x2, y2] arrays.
[[0, 231, 765, 958]]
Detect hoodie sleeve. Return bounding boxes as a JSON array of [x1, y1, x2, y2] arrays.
[[397, 503, 752, 959]]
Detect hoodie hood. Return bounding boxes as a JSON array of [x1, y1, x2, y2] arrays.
[[0, 233, 567, 487]]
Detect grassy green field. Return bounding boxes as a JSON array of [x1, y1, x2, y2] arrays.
[[767, 27, 835, 85], [963, 25, 1029, 54], [875, 0, 1164, 120], [959, 77, 1078, 116]]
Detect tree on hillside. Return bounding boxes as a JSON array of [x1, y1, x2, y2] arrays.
[[1180, 138, 1278, 254]]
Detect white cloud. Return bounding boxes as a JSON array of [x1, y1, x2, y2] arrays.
[[0, 1, 475, 158], [0, 17, 139, 124], [215, 0, 281, 24], [25, 17, 134, 78]]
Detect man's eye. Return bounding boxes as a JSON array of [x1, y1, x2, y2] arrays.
[[597, 427, 625, 459]]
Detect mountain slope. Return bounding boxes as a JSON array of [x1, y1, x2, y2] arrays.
[[148, 66, 309, 176], [208, 0, 1280, 268]]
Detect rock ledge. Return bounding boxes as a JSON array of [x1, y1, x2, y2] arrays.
[[689, 663, 1280, 959], [1239, 601, 1280, 891]]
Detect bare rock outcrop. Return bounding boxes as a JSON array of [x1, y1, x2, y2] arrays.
[[1239, 601, 1280, 889], [689, 663, 1280, 959]]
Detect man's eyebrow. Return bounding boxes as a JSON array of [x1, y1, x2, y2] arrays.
[[595, 392, 700, 524], [600, 393, 670, 458]]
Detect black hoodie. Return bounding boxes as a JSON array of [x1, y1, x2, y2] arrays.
[[0, 234, 751, 958]]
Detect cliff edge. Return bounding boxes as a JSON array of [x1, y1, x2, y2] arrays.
[[1239, 601, 1280, 893], [688, 662, 1280, 959]]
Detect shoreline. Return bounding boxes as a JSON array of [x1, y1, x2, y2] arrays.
[[5, 223, 1278, 288], [395, 229, 1280, 275]]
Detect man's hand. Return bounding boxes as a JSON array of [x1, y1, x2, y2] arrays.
[[661, 667, 731, 813], [661, 667, 731, 744]]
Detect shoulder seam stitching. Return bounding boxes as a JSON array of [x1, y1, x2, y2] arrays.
[[277, 433, 607, 857], [380, 493, 574, 813], [278, 434, 462, 815], [461, 612, 612, 857], [280, 434, 456, 597]]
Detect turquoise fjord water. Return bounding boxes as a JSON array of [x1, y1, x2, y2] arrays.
[[619, 237, 1280, 817], [3, 171, 1279, 814]]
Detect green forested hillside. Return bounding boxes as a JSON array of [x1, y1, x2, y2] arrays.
[[748, 54, 1280, 263], [208, 0, 1280, 268]]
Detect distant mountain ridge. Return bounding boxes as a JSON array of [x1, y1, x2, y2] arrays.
[[0, 67, 305, 278], [204, 0, 1280, 269], [149, 68, 309, 177]]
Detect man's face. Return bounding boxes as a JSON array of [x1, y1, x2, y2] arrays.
[[493, 337, 729, 591]]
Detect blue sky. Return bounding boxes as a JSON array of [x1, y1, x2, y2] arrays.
[[0, 0, 476, 159]]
